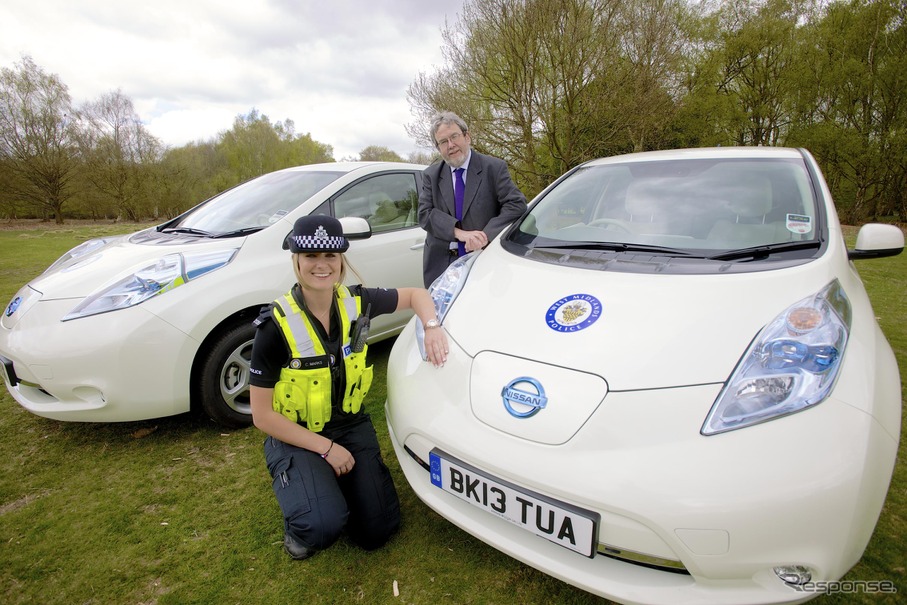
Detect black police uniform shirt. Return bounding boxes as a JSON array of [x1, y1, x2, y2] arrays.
[[250, 284, 399, 430]]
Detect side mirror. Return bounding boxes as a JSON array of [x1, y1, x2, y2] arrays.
[[848, 223, 904, 260], [339, 216, 372, 241]]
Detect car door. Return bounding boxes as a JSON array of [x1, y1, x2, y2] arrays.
[[327, 170, 426, 339]]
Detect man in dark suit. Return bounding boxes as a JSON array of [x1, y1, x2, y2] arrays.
[[418, 112, 527, 287]]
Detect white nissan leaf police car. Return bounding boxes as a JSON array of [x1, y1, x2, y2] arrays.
[[385, 147, 903, 605]]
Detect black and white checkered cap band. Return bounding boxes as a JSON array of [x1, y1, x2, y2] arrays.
[[292, 234, 346, 250]]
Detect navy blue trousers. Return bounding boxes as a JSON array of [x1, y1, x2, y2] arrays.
[[264, 417, 400, 552]]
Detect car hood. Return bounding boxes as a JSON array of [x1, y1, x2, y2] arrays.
[[25, 230, 244, 300], [443, 245, 838, 393]]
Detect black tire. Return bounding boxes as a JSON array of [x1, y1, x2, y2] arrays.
[[194, 318, 256, 429]]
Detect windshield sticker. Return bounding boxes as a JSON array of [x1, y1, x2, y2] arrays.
[[268, 209, 289, 224], [546, 294, 601, 333], [786, 214, 813, 234]]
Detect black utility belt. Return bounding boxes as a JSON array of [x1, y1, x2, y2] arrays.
[[298, 409, 365, 430]]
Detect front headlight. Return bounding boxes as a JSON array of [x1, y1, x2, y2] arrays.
[[61, 249, 238, 321], [44, 237, 118, 275], [416, 252, 480, 359], [701, 279, 851, 435]]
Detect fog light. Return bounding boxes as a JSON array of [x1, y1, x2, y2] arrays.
[[774, 565, 812, 585]]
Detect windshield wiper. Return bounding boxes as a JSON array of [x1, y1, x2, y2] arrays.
[[212, 227, 264, 238], [533, 241, 702, 257], [707, 240, 821, 261], [160, 227, 214, 237]]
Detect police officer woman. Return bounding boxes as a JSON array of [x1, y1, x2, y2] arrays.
[[250, 215, 448, 560]]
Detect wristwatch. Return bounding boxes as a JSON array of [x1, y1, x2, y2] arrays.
[[424, 318, 440, 329]]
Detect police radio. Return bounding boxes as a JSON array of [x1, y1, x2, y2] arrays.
[[350, 304, 371, 353]]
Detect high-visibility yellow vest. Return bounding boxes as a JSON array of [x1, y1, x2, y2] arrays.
[[270, 285, 373, 432]]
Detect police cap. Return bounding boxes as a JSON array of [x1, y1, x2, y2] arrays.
[[287, 215, 350, 253]]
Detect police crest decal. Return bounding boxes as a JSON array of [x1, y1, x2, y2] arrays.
[[545, 294, 602, 333]]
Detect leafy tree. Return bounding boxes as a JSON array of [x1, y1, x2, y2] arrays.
[[787, 0, 906, 222], [144, 110, 336, 219], [669, 3, 736, 148], [359, 145, 404, 162], [284, 130, 334, 167], [219, 108, 291, 183], [0, 156, 27, 219], [0, 55, 79, 223], [612, 0, 692, 151], [5, 5, 902, 226], [217, 109, 334, 185], [155, 141, 225, 219], [674, 0, 807, 147]]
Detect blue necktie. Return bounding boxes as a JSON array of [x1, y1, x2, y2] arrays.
[[454, 167, 466, 256]]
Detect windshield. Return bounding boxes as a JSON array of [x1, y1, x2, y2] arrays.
[[510, 157, 820, 255], [168, 169, 344, 235]]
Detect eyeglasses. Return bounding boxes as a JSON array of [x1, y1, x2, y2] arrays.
[[436, 131, 465, 148]]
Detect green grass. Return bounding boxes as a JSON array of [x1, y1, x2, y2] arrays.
[[0, 222, 904, 605]]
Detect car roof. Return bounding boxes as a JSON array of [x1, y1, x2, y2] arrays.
[[278, 161, 428, 174], [583, 147, 805, 167]]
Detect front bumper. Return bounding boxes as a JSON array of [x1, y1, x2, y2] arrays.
[[0, 289, 196, 422], [384, 323, 898, 605]]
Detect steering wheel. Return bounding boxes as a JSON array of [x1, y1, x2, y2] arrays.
[[586, 218, 635, 233]]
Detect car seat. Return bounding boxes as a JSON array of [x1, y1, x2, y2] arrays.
[[624, 180, 687, 235], [369, 193, 408, 231], [707, 175, 790, 247]]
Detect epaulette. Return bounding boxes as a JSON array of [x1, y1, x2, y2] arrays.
[[253, 303, 278, 327]]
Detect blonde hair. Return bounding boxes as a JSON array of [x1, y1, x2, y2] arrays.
[[291, 253, 364, 292]]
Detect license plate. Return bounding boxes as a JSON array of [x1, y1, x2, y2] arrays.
[[429, 449, 599, 557]]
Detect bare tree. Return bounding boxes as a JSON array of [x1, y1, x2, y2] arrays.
[[0, 55, 79, 223], [80, 90, 163, 221], [407, 0, 694, 196], [616, 0, 691, 151]]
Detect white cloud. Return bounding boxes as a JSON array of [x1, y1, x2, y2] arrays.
[[0, 0, 464, 159]]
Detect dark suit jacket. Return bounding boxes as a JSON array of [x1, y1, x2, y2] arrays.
[[417, 151, 527, 287]]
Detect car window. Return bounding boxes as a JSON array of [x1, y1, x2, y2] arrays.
[[333, 173, 419, 233], [518, 158, 819, 251]]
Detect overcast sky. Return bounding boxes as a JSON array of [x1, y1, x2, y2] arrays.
[[1, 0, 465, 160]]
